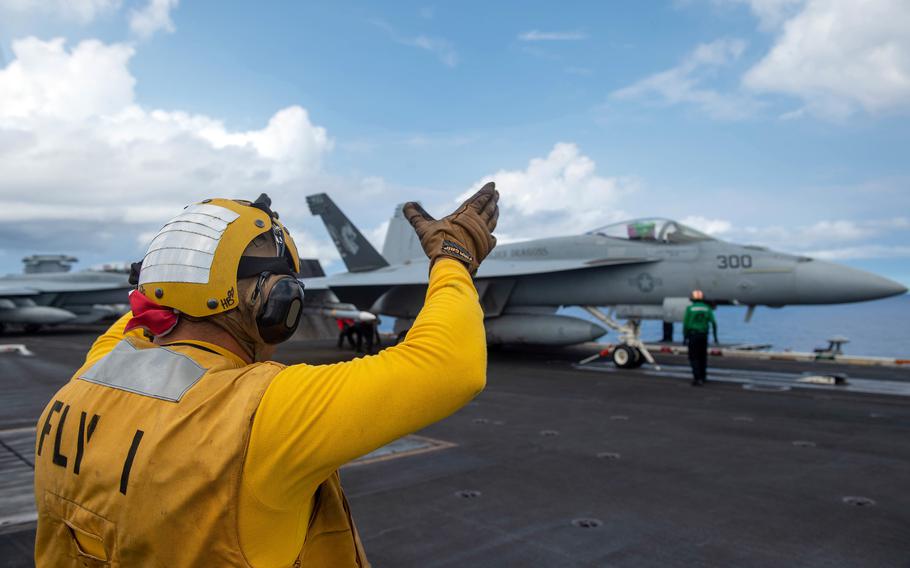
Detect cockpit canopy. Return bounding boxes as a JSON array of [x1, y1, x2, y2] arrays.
[[588, 218, 715, 244]]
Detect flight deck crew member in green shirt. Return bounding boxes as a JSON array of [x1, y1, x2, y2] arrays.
[[683, 290, 718, 386]]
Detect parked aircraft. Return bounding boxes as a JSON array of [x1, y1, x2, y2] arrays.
[[302, 194, 906, 367], [0, 255, 131, 333]]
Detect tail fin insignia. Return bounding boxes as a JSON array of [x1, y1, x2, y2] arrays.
[[306, 193, 389, 273]]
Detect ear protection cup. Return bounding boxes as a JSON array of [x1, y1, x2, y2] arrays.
[[257, 276, 305, 344]]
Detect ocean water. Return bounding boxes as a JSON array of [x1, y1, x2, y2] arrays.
[[377, 295, 909, 358], [567, 294, 910, 358]]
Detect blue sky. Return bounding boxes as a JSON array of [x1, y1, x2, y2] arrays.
[[0, 0, 908, 286]]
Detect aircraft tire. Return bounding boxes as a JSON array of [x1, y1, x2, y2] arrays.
[[629, 348, 645, 369], [612, 345, 638, 369], [24, 324, 42, 334]]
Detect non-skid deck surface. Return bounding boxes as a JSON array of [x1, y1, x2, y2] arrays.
[[1, 330, 908, 567]]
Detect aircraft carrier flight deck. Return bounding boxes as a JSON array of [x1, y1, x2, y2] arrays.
[[2, 328, 908, 567]]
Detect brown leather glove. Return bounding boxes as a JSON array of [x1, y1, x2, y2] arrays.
[[403, 182, 499, 275]]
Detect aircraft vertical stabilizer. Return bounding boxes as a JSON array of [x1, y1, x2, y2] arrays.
[[382, 203, 425, 264], [306, 193, 389, 273]]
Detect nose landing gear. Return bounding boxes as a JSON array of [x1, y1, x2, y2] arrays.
[[611, 344, 644, 369], [579, 306, 661, 370]]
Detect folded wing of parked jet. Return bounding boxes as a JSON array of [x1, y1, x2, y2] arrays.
[[0, 280, 130, 295], [0, 283, 41, 297], [0, 258, 134, 331]]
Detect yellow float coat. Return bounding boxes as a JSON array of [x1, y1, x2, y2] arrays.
[[33, 259, 486, 566]]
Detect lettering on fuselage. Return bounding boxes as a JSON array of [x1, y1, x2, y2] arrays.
[[490, 247, 550, 259], [716, 254, 753, 269]]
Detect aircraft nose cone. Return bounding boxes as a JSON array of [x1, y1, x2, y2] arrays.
[[795, 260, 907, 304]]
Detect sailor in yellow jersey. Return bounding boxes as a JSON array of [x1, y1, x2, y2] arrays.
[[33, 185, 499, 567]]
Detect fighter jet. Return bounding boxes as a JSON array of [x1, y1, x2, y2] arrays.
[[0, 255, 131, 333], [302, 194, 907, 365]]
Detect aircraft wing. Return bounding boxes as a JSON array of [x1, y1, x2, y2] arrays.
[[302, 255, 660, 288], [482, 256, 660, 278], [300, 279, 329, 291], [0, 282, 42, 297], [0, 280, 129, 295]]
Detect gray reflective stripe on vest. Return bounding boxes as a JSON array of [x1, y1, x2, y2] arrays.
[[79, 340, 207, 402]]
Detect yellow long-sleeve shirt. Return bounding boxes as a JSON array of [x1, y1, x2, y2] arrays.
[[80, 259, 486, 566]]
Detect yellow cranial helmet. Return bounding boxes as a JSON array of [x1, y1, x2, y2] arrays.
[[135, 194, 300, 317]]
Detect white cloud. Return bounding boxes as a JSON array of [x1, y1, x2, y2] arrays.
[[681, 216, 733, 235], [798, 220, 874, 243], [612, 38, 759, 119], [460, 143, 637, 239], [693, 216, 910, 260], [668, 213, 910, 260], [0, 37, 135, 122], [0, 0, 179, 39], [129, 0, 179, 39], [409, 35, 458, 67], [0, 0, 120, 23], [744, 218, 909, 247], [518, 30, 587, 41], [634, 1, 910, 121], [0, 37, 333, 260], [372, 20, 458, 67], [367, 220, 390, 250], [805, 245, 910, 261], [720, 0, 805, 30], [741, 0, 910, 119], [135, 230, 156, 247], [281, 226, 342, 267]]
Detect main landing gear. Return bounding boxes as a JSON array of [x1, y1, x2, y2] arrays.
[[580, 306, 661, 371]]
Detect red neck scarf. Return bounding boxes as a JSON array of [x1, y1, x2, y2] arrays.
[[124, 290, 179, 337]]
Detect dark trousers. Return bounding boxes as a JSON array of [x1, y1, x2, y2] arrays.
[[355, 324, 372, 353], [688, 332, 708, 384], [338, 327, 357, 349]]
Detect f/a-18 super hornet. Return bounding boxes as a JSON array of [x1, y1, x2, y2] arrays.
[[0, 255, 131, 333], [302, 194, 907, 366]]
